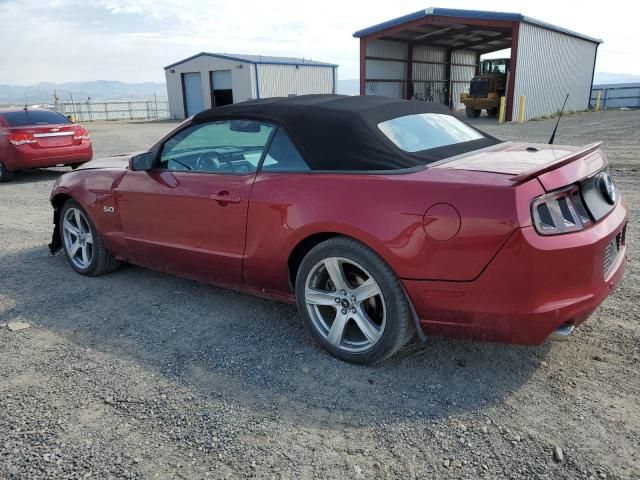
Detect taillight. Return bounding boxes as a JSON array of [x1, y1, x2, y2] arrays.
[[531, 185, 592, 235], [8, 132, 37, 146], [73, 125, 90, 141]]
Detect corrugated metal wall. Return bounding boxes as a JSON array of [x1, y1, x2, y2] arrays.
[[514, 22, 598, 120], [256, 64, 335, 98], [450, 50, 477, 110], [412, 45, 447, 104], [365, 40, 478, 109], [165, 56, 254, 119], [365, 40, 407, 98]]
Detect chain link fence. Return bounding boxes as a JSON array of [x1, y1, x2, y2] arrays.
[[54, 97, 170, 122]]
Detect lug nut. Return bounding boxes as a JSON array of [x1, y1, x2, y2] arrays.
[[351, 308, 357, 313], [340, 289, 347, 295], [351, 295, 356, 301], [341, 308, 347, 314], [335, 298, 341, 303]]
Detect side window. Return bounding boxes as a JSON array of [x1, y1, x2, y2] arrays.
[[261, 128, 310, 172], [159, 120, 274, 174]]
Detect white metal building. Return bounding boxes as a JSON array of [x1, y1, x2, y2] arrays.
[[164, 53, 338, 119], [354, 8, 602, 121]]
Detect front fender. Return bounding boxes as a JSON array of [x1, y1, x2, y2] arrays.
[[49, 169, 127, 254]]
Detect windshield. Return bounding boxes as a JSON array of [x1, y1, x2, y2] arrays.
[[1, 109, 71, 127], [481, 60, 507, 75], [378, 113, 484, 153]]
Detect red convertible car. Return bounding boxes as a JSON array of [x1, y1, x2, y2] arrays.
[[0, 107, 92, 182], [48, 95, 627, 363]]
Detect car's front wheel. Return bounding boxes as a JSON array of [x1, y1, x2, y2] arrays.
[[59, 199, 120, 276], [295, 237, 414, 364]]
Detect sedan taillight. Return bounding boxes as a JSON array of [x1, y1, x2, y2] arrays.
[[531, 185, 592, 235], [73, 125, 90, 141], [8, 132, 37, 146]]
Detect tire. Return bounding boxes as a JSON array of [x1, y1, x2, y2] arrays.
[[487, 108, 498, 116], [0, 161, 14, 183], [295, 237, 414, 364], [466, 106, 481, 118], [70, 163, 84, 170], [59, 199, 120, 276]]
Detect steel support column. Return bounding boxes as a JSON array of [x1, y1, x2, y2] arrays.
[[505, 21, 520, 122], [406, 43, 414, 99], [444, 48, 452, 108]]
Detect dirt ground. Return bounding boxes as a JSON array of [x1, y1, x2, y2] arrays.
[[1, 110, 639, 479]]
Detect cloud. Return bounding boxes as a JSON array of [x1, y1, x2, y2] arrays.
[[1, 0, 639, 85]]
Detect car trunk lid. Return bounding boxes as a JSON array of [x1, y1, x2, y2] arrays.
[[435, 141, 606, 191], [8, 124, 85, 149]]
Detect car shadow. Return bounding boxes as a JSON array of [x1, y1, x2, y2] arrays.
[[6, 168, 69, 184], [1, 245, 550, 427]]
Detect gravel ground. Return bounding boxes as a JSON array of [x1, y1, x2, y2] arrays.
[[1, 111, 639, 479]]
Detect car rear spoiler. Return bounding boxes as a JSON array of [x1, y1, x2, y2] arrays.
[[510, 142, 603, 185]]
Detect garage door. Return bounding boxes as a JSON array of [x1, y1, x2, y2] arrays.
[[182, 72, 204, 117], [210, 70, 233, 107]]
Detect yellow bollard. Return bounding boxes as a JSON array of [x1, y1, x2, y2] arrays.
[[517, 95, 526, 124], [498, 96, 506, 124], [595, 91, 601, 111]]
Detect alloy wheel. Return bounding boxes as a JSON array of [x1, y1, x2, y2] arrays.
[[304, 257, 386, 353], [62, 207, 94, 269]]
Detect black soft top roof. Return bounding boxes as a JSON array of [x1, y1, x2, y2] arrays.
[[192, 94, 500, 171]]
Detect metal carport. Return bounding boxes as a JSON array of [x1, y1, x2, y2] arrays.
[[354, 8, 602, 121]]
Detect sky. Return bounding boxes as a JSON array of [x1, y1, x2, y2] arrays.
[[0, 0, 638, 85]]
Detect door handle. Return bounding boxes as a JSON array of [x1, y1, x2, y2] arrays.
[[210, 191, 241, 204]]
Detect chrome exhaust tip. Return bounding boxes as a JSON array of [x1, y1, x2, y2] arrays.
[[550, 323, 575, 342]]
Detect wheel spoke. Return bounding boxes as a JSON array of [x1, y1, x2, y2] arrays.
[[69, 241, 80, 257], [84, 232, 93, 244], [63, 219, 81, 237], [326, 311, 348, 347], [353, 305, 382, 344], [352, 277, 381, 302], [81, 244, 89, 265], [324, 258, 348, 292], [306, 288, 338, 306], [74, 209, 82, 230]]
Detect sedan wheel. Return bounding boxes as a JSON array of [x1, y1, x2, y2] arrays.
[[59, 199, 120, 276], [305, 257, 386, 353], [296, 237, 414, 364], [0, 162, 14, 182]]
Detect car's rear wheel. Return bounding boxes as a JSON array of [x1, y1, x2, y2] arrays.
[[295, 237, 414, 364], [487, 108, 498, 116], [60, 199, 120, 276], [0, 161, 14, 183]]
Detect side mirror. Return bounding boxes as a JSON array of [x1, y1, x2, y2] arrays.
[[130, 152, 154, 171]]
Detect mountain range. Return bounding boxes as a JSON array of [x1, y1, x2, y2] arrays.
[[0, 73, 638, 105], [0, 80, 166, 105]]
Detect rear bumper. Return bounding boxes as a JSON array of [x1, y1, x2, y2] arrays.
[[3, 142, 92, 170], [404, 200, 628, 345]]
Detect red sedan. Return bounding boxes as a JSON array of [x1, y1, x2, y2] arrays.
[[48, 95, 627, 363], [0, 108, 92, 182]]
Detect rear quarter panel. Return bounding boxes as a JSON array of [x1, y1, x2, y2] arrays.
[[244, 169, 540, 293]]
